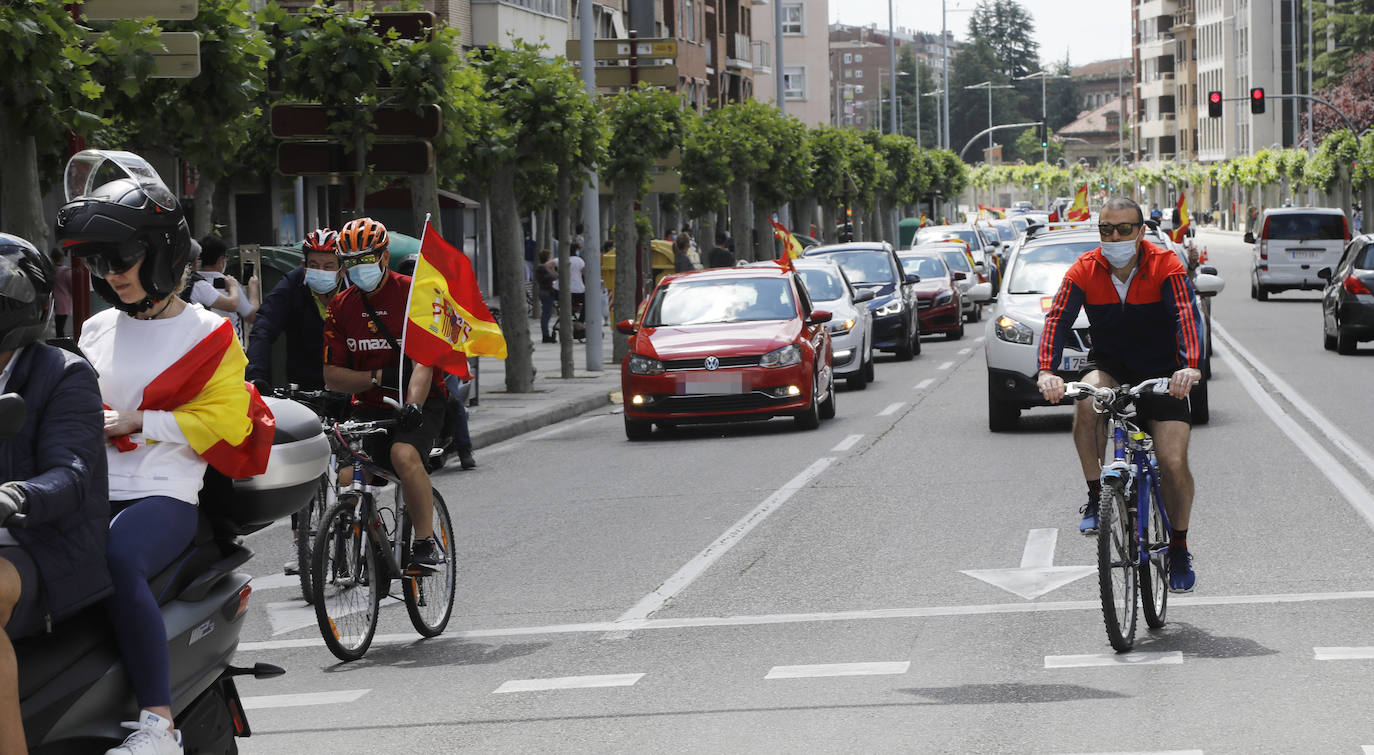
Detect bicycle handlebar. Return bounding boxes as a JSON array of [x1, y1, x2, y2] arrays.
[[1064, 377, 1171, 405]]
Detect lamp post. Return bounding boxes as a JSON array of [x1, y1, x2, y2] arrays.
[[1015, 70, 1069, 208], [877, 69, 909, 135], [923, 89, 945, 149], [887, 0, 897, 142], [965, 81, 1014, 160]]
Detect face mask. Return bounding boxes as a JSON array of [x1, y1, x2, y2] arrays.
[[1101, 239, 1138, 268], [304, 268, 339, 294], [347, 262, 385, 292]]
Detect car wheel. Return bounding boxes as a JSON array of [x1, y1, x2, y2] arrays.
[[1337, 327, 1357, 355], [1324, 328, 1338, 351], [847, 359, 869, 389], [1249, 276, 1259, 300], [971, 303, 983, 323], [862, 348, 876, 383], [894, 324, 915, 361], [1256, 282, 1269, 302], [624, 416, 653, 441], [987, 375, 1019, 432], [795, 373, 822, 430], [1189, 379, 1210, 425], [947, 321, 965, 340], [819, 372, 837, 420]]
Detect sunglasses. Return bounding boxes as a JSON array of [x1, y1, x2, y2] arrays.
[[340, 251, 381, 268], [75, 242, 146, 277], [1098, 222, 1142, 238]]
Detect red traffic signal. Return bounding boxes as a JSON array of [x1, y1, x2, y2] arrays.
[[1207, 90, 1222, 119], [1250, 87, 1265, 114]]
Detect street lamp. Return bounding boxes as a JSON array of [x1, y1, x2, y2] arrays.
[[964, 81, 1014, 160], [1015, 70, 1068, 208], [877, 69, 909, 135], [923, 89, 945, 149]]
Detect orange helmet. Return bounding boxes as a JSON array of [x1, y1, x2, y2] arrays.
[[338, 217, 389, 256]]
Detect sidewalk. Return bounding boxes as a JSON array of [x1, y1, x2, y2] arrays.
[[464, 319, 621, 449]]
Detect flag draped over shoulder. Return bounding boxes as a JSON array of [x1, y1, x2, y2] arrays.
[[1066, 184, 1090, 221], [770, 218, 803, 262], [120, 320, 274, 479], [404, 220, 507, 380], [1170, 192, 1190, 243]]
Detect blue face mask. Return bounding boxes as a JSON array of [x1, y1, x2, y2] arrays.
[[347, 262, 385, 292], [304, 268, 339, 294]]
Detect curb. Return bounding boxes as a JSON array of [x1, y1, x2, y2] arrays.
[[468, 389, 615, 450]]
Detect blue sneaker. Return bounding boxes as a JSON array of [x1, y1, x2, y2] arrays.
[[1078, 498, 1099, 536], [1168, 548, 1196, 593]]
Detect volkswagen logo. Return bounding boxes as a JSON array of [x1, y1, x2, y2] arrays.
[[704, 356, 720, 371]]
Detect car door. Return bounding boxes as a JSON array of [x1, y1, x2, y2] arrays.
[[793, 273, 828, 372], [1325, 240, 1360, 327]]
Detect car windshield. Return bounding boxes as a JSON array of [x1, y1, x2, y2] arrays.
[[1266, 213, 1346, 240], [899, 256, 947, 279], [917, 228, 979, 249], [937, 250, 972, 273], [1006, 240, 1101, 294], [796, 268, 846, 302], [994, 223, 1017, 241], [817, 250, 894, 285], [643, 277, 797, 326]]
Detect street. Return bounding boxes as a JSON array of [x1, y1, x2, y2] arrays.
[[230, 229, 1374, 753]]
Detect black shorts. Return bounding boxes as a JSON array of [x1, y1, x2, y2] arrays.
[[0, 545, 43, 639], [1084, 353, 1192, 426], [353, 397, 445, 467]]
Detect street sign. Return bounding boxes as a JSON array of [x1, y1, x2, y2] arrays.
[[81, 0, 197, 20], [271, 104, 443, 141], [593, 63, 679, 89], [276, 141, 434, 177], [151, 31, 200, 78], [566, 38, 678, 60]]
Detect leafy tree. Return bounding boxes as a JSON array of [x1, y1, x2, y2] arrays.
[[1012, 126, 1062, 164], [970, 0, 1040, 80], [1309, 50, 1374, 142], [1308, 0, 1374, 89], [749, 107, 811, 261], [689, 102, 774, 261], [1044, 56, 1080, 132], [891, 45, 937, 148], [805, 125, 873, 243], [947, 40, 1020, 163]]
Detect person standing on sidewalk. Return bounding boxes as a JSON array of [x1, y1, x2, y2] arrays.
[[50, 248, 72, 338], [535, 249, 557, 343], [708, 232, 735, 268]]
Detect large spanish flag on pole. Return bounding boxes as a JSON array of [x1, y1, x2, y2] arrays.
[[1066, 183, 1091, 221], [1170, 192, 1190, 243], [403, 219, 507, 380]]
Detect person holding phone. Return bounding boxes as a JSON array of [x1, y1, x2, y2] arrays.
[[189, 235, 258, 341]]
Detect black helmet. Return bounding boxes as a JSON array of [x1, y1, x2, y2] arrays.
[[0, 234, 55, 352], [54, 151, 191, 314]]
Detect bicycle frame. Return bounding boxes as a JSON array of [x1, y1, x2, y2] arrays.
[[1103, 421, 1172, 569], [333, 425, 413, 584]]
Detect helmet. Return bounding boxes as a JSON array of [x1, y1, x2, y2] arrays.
[[303, 228, 339, 254], [0, 234, 55, 352], [338, 218, 388, 259], [54, 151, 191, 314]]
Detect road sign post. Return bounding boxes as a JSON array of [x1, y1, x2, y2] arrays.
[[276, 141, 434, 177]]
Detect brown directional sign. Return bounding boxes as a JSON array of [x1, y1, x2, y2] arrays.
[[81, 0, 198, 20], [276, 141, 434, 177], [593, 63, 680, 89], [566, 38, 678, 60], [271, 104, 443, 141]]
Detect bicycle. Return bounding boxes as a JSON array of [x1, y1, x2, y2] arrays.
[[311, 415, 457, 662], [1064, 377, 1174, 652]]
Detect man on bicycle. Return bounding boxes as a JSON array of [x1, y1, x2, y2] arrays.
[[322, 218, 445, 572], [1036, 196, 1205, 593]]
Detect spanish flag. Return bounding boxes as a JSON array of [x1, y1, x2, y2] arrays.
[[404, 220, 507, 380], [977, 204, 1006, 219], [919, 213, 931, 228], [1066, 183, 1091, 222], [770, 218, 803, 266], [1170, 192, 1190, 243], [113, 320, 274, 479]]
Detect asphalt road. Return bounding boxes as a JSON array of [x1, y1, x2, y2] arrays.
[[231, 228, 1374, 753]]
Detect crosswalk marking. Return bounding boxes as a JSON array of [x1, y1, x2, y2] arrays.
[[831, 434, 864, 452], [877, 402, 904, 416], [1314, 647, 1374, 661], [765, 662, 910, 679], [251, 573, 299, 592], [241, 689, 370, 710], [1044, 651, 1183, 668], [493, 674, 645, 694]]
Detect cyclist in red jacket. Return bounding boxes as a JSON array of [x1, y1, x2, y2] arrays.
[[1036, 196, 1205, 593]]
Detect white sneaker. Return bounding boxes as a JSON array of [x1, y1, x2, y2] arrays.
[[105, 710, 184, 755]]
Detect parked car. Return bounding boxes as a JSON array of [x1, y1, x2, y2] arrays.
[[617, 266, 836, 439], [898, 251, 989, 341], [792, 259, 877, 388], [1246, 207, 1351, 300], [917, 242, 983, 323], [802, 241, 922, 359], [1320, 234, 1374, 354]]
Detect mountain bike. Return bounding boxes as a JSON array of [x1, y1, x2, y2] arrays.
[[1064, 377, 1174, 652], [311, 416, 457, 662]]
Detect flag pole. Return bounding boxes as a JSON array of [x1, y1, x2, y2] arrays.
[[397, 214, 431, 404]]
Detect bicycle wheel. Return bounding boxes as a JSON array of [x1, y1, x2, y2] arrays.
[[312, 497, 381, 662], [297, 475, 334, 605], [1138, 478, 1170, 629], [400, 488, 456, 637], [1097, 486, 1138, 652]]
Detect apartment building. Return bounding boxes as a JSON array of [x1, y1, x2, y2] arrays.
[[753, 0, 831, 126], [1073, 58, 1131, 113], [829, 40, 889, 129]]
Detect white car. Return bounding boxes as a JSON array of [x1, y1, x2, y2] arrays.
[[1246, 207, 1352, 300], [793, 259, 877, 389]]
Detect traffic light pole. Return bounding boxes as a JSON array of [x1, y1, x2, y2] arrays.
[[1218, 93, 1358, 140], [579, 0, 604, 371]]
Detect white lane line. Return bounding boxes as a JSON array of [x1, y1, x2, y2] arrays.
[[765, 662, 910, 679], [831, 434, 864, 452], [493, 674, 644, 694], [1054, 751, 1203, 755], [1045, 652, 1183, 668], [914, 378, 935, 391], [877, 402, 905, 416], [958, 348, 972, 355], [265, 596, 400, 636], [1020, 528, 1058, 569], [1217, 338, 1374, 529], [1314, 647, 1374, 661], [937, 361, 954, 370], [613, 457, 835, 624], [238, 590, 1374, 652], [241, 689, 370, 710], [1362, 747, 1374, 755], [251, 573, 299, 592]]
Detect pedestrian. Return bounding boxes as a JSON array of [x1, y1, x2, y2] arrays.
[[441, 374, 476, 470], [523, 229, 536, 283], [189, 235, 258, 342], [50, 248, 72, 338], [553, 245, 587, 340], [673, 232, 694, 272], [707, 231, 735, 268], [535, 249, 557, 343], [1353, 204, 1363, 235]]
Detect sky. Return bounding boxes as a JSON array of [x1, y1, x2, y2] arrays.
[[828, 0, 1133, 68]]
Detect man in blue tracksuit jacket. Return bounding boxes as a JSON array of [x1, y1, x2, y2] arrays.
[[246, 230, 343, 391]]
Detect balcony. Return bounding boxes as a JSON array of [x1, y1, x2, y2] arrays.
[[726, 33, 752, 70], [753, 40, 770, 74], [1138, 33, 1175, 60], [1138, 72, 1175, 100], [1137, 0, 1178, 19], [1138, 114, 1177, 140]]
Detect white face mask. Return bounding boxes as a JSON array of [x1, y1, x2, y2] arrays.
[[1101, 239, 1138, 268]]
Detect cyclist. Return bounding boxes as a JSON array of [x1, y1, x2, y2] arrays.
[[1036, 196, 1205, 593], [321, 218, 445, 572]]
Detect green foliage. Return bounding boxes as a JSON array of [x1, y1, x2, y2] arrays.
[[604, 84, 684, 195], [680, 110, 730, 218], [804, 125, 878, 208], [969, 0, 1040, 80], [1012, 127, 1062, 164], [1308, 0, 1374, 89], [892, 45, 937, 148], [947, 39, 1020, 162]]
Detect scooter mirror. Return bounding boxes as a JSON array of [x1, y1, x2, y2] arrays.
[[0, 393, 27, 439]]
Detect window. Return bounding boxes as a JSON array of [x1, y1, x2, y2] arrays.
[[844, 69, 853, 79], [855, 54, 863, 63], [843, 53, 852, 64], [855, 69, 863, 79], [685, 0, 695, 41], [783, 66, 805, 99], [781, 4, 803, 35]]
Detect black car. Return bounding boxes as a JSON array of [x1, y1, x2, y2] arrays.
[[802, 242, 921, 359], [1320, 234, 1374, 354]]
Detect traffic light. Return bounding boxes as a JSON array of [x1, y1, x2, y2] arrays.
[[1250, 87, 1265, 114], [1207, 91, 1223, 118], [1036, 122, 1047, 148]]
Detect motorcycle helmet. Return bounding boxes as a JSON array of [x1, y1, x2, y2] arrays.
[[0, 234, 55, 353], [54, 150, 192, 314]]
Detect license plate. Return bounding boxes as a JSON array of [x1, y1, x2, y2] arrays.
[[1290, 250, 1322, 260], [1061, 355, 1091, 371], [682, 373, 746, 394]]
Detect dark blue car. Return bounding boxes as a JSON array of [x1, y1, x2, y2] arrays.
[[802, 242, 921, 359]]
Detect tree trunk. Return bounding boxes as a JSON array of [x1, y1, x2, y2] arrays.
[[0, 109, 49, 252], [822, 204, 837, 244], [698, 214, 714, 256], [754, 201, 775, 262], [798, 196, 819, 239], [647, 193, 661, 238], [728, 181, 752, 261], [193, 175, 217, 241], [612, 181, 638, 363], [491, 170, 533, 392], [555, 167, 574, 379], [411, 170, 442, 237]]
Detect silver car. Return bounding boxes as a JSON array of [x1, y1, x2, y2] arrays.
[[794, 259, 877, 389]]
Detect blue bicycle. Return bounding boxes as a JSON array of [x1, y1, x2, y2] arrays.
[[1065, 377, 1173, 652]]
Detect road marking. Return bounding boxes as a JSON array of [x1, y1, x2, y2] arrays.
[[1362, 747, 1374, 755], [974, 336, 985, 343], [493, 674, 644, 694], [1044, 652, 1183, 668], [1314, 647, 1374, 661], [877, 402, 905, 416], [937, 361, 954, 370], [831, 434, 864, 452], [914, 378, 935, 391], [1216, 331, 1374, 530], [1054, 751, 1203, 755], [251, 573, 299, 592], [958, 348, 972, 355], [961, 528, 1095, 600], [240, 689, 370, 710], [765, 662, 910, 679], [265, 596, 399, 636], [530, 414, 602, 440], [613, 457, 835, 625]]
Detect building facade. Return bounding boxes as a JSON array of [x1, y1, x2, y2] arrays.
[[752, 0, 831, 126]]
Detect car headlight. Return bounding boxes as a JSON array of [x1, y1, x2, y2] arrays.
[[874, 298, 903, 316], [994, 315, 1034, 345], [933, 290, 953, 307], [627, 353, 665, 375], [760, 344, 802, 368], [829, 318, 856, 335]]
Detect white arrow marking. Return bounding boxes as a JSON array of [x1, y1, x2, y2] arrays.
[[960, 528, 1096, 600], [266, 596, 400, 636], [1314, 647, 1374, 661]]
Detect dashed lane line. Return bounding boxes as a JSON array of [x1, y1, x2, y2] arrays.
[[1314, 647, 1374, 661], [914, 378, 935, 391], [1044, 652, 1183, 668], [831, 434, 864, 452], [241, 689, 370, 710], [493, 674, 645, 694], [1053, 751, 1203, 755], [251, 573, 299, 592], [765, 662, 910, 679], [877, 402, 905, 416], [937, 361, 954, 370], [958, 348, 972, 355]]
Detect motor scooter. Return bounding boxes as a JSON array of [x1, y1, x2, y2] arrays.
[[12, 394, 330, 754]]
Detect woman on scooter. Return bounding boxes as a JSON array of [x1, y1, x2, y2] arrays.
[[57, 152, 272, 755]]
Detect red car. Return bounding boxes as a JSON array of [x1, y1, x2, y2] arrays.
[[617, 266, 836, 439], [898, 251, 965, 340]]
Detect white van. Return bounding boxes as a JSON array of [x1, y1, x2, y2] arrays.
[[1247, 207, 1351, 300]]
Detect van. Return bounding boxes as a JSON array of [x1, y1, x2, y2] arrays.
[[1246, 207, 1351, 300]]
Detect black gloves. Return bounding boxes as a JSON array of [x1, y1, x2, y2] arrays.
[[0, 483, 27, 527], [398, 402, 424, 432], [250, 379, 273, 397]]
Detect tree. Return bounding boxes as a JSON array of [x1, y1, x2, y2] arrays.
[[1309, 50, 1374, 142], [1044, 56, 1081, 132], [803, 126, 867, 243], [747, 107, 811, 262], [1012, 126, 1063, 165], [1308, 0, 1374, 89], [891, 45, 937, 148], [947, 40, 1019, 163], [970, 0, 1041, 81]]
